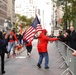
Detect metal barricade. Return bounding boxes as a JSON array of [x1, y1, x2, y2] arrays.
[[67, 47, 76, 75], [55, 41, 76, 75], [57, 41, 69, 69]]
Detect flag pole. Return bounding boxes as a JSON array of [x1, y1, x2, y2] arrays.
[[43, 10, 45, 29]]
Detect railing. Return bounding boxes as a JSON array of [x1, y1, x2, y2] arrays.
[[55, 41, 76, 75]]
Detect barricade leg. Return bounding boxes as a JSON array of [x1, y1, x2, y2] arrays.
[[61, 68, 69, 75], [61, 68, 73, 75], [56, 56, 62, 62], [59, 61, 66, 68], [66, 72, 70, 75]]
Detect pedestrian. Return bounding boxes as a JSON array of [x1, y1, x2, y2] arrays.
[[25, 41, 32, 57], [17, 33, 23, 45], [63, 29, 71, 46], [7, 29, 18, 58], [57, 30, 64, 42], [57, 29, 71, 47], [70, 26, 76, 50], [23, 29, 26, 45], [37, 29, 58, 69], [0, 31, 8, 74]]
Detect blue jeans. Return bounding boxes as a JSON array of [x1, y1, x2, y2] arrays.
[[7, 42, 15, 54], [18, 39, 23, 44], [38, 52, 49, 68]]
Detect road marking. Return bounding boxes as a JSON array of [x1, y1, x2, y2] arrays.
[[15, 56, 27, 59]]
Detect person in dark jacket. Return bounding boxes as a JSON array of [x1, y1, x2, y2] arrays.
[[37, 29, 58, 69], [58, 29, 71, 46], [17, 33, 23, 45], [63, 29, 71, 46], [57, 31, 64, 42], [70, 26, 76, 50], [0, 31, 8, 74]]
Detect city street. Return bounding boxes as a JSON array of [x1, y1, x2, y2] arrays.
[[0, 0, 76, 75], [1, 39, 67, 75]]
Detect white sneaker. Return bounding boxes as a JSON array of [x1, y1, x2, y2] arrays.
[[29, 53, 30, 56], [27, 53, 30, 57]]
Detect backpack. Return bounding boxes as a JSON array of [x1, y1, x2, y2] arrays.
[[8, 34, 15, 41]]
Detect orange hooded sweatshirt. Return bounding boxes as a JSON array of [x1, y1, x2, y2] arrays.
[[37, 29, 58, 52]]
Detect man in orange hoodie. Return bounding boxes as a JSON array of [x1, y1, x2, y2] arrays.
[[37, 29, 58, 69]]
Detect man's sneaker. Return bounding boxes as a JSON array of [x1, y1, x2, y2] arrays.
[[45, 66, 49, 69], [37, 64, 41, 68], [2, 71, 5, 74], [27, 53, 31, 57]]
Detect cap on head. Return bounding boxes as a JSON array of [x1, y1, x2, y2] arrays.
[[42, 29, 47, 33]]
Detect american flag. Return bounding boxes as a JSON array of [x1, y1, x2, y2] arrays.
[[23, 15, 42, 42]]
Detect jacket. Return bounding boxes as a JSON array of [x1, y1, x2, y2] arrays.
[[70, 30, 76, 50], [8, 31, 18, 42], [37, 32, 58, 52], [26, 41, 32, 46], [0, 39, 8, 53]]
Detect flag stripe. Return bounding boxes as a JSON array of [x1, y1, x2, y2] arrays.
[[23, 15, 42, 42], [36, 24, 42, 31], [24, 27, 34, 35], [28, 37, 33, 42], [24, 30, 35, 39], [26, 33, 35, 40], [26, 26, 33, 32], [23, 27, 35, 39]]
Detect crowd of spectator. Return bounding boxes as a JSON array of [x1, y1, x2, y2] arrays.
[[58, 26, 76, 50]]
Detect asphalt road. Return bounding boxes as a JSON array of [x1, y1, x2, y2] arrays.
[[1, 40, 67, 75]]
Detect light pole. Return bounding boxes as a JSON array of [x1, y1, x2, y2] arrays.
[[65, 1, 72, 29], [61, 0, 68, 30], [52, 0, 55, 36], [65, 0, 68, 30], [55, 4, 57, 29]]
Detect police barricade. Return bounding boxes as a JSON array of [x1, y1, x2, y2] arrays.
[[56, 41, 69, 67], [67, 47, 76, 75], [56, 41, 76, 75]]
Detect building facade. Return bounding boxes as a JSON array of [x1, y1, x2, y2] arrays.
[[35, 0, 52, 35], [0, 0, 7, 26], [0, 0, 15, 30], [15, 0, 36, 18], [7, 0, 15, 27]]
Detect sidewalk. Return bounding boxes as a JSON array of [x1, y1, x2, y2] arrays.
[[1, 40, 68, 75]]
